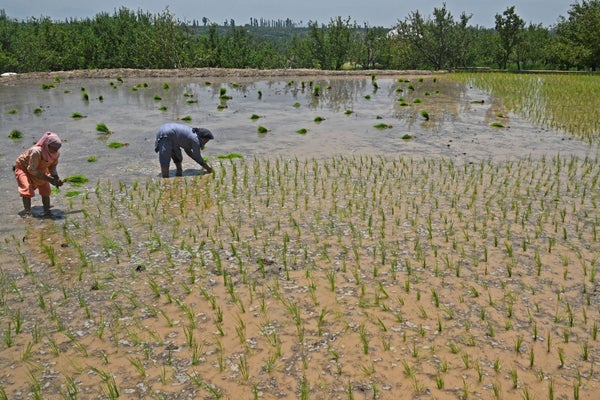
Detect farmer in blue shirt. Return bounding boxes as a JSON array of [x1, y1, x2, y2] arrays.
[[154, 123, 214, 178]]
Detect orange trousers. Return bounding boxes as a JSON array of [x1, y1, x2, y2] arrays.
[[14, 166, 51, 197]]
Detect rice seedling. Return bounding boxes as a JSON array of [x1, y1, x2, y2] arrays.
[[219, 87, 232, 100], [436, 374, 444, 389], [181, 115, 192, 121], [90, 368, 120, 399], [71, 112, 85, 118], [558, 347, 565, 368], [509, 364, 519, 389], [7, 108, 18, 114], [296, 128, 308, 134], [374, 123, 392, 129], [257, 125, 269, 134], [8, 130, 23, 139], [96, 123, 111, 134], [63, 174, 89, 184], [358, 324, 369, 354], [216, 153, 243, 159], [107, 142, 128, 149], [314, 116, 325, 122]]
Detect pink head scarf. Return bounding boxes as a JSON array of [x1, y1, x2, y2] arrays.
[[35, 131, 62, 163]]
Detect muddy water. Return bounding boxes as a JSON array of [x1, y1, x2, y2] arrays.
[[0, 74, 594, 235]]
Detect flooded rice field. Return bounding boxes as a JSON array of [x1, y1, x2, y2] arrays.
[[0, 71, 599, 399], [1, 72, 592, 212]]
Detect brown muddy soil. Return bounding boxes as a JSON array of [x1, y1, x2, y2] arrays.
[[1, 67, 437, 82]]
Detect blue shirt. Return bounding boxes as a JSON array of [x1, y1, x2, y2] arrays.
[[155, 123, 205, 164]]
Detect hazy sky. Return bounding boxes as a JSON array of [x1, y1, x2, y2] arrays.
[[2, 0, 572, 28]]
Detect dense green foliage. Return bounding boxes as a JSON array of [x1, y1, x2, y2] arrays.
[[1, 2, 600, 73]]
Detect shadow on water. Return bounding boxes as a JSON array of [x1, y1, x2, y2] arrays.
[[0, 74, 594, 234]]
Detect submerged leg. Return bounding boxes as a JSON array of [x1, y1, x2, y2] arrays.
[[22, 197, 32, 215], [42, 196, 51, 214]]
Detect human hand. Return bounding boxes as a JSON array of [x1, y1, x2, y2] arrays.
[[200, 162, 213, 174], [49, 175, 63, 187]]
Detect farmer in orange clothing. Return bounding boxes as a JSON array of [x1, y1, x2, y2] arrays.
[[14, 132, 64, 217]]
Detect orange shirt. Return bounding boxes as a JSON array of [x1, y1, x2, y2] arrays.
[[15, 146, 58, 187]]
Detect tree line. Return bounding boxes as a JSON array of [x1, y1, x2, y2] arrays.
[[1, 1, 599, 73]]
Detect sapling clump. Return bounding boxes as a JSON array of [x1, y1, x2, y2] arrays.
[[96, 123, 111, 134], [8, 130, 23, 139], [108, 142, 128, 149], [63, 175, 89, 184], [217, 153, 243, 159]]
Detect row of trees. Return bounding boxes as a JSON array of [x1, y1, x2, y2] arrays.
[[1, 1, 599, 73]]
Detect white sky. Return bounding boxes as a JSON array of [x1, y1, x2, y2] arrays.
[[2, 0, 572, 28]]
